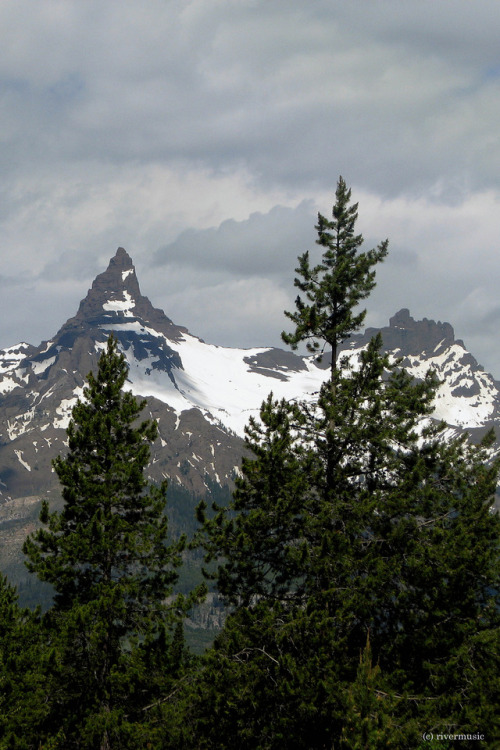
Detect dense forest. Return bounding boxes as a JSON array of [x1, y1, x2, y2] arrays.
[[1, 178, 499, 749]]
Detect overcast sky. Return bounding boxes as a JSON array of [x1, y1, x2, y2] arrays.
[[2, 1, 500, 375]]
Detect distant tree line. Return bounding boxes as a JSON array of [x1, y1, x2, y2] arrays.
[[1, 179, 499, 749]]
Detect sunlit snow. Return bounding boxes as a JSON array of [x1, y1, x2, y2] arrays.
[[95, 314, 500, 437], [103, 291, 135, 316], [119, 329, 326, 436], [53, 387, 85, 430], [14, 450, 31, 471], [402, 344, 496, 427], [0, 377, 20, 395], [31, 356, 56, 375]]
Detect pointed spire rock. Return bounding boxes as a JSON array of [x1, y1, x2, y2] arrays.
[[49, 248, 188, 348], [114, 246, 133, 264], [105, 248, 138, 289], [66, 247, 140, 325]]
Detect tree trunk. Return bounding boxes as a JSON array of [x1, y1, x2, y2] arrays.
[[326, 335, 338, 494]]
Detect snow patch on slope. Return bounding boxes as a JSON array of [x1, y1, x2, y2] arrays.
[[103, 291, 135, 317], [31, 356, 56, 375], [53, 387, 85, 430], [14, 450, 31, 471], [0, 344, 31, 375], [0, 377, 20, 395], [98, 319, 328, 436], [402, 344, 497, 427], [7, 407, 36, 440], [98, 316, 499, 437]]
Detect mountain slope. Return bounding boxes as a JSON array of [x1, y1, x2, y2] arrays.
[[2, 249, 500, 498], [1, 248, 499, 581]]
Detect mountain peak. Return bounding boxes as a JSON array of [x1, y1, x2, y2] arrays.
[[114, 246, 132, 262], [387, 308, 456, 354], [349, 308, 457, 357], [107, 247, 135, 274], [74, 247, 142, 322], [44, 248, 189, 350]]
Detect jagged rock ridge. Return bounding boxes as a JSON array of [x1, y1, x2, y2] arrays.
[[355, 308, 457, 356]]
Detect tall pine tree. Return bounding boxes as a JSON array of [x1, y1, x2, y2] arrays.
[[282, 175, 388, 376], [23, 336, 200, 749], [192, 179, 500, 749]]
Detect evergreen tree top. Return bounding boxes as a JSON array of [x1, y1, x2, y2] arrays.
[[23, 335, 180, 610], [282, 176, 388, 374]]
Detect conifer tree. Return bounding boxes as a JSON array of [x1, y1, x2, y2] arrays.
[[193, 179, 500, 748], [200, 393, 318, 608], [282, 175, 388, 376], [23, 336, 199, 749], [0, 574, 44, 746], [282, 176, 388, 491], [339, 636, 402, 749]]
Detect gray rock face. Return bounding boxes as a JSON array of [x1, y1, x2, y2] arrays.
[[350, 308, 456, 357], [64, 247, 189, 344]]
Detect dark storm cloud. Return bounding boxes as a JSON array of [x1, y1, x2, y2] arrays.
[[153, 201, 316, 277]]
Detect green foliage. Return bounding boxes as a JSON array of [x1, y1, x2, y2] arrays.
[[0, 573, 52, 749], [17, 336, 204, 748], [339, 635, 404, 749], [199, 392, 318, 607], [2, 181, 499, 747], [192, 179, 500, 749], [282, 175, 388, 372]]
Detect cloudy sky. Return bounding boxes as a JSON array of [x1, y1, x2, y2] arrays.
[[2, 1, 500, 374]]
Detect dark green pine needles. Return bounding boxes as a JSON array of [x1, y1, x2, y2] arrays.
[[282, 175, 388, 376], [193, 177, 500, 749], [21, 335, 198, 749]]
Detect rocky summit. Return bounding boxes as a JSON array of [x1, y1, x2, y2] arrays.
[[1, 248, 499, 578]]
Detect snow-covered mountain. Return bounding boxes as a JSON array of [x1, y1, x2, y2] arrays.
[[349, 308, 500, 435], [1, 247, 499, 578], [0, 248, 332, 501]]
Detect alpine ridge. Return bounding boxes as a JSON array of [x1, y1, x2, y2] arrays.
[[0, 248, 499, 579]]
